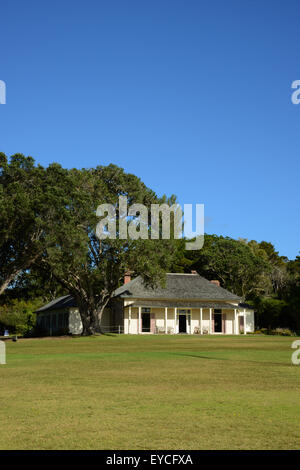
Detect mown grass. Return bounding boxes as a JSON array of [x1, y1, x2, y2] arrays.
[[0, 334, 299, 450]]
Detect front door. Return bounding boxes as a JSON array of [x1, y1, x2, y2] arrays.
[[142, 313, 150, 332], [239, 316, 244, 333], [214, 313, 222, 333], [179, 314, 187, 333]]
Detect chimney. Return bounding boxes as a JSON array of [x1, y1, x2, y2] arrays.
[[210, 280, 220, 287], [191, 270, 197, 274], [124, 272, 131, 284]]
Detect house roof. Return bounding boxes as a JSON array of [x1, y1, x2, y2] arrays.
[[36, 295, 77, 313], [36, 273, 244, 314], [113, 273, 241, 302]]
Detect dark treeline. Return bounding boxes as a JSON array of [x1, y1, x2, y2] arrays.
[[0, 153, 299, 335]]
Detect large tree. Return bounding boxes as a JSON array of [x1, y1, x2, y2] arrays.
[[0, 153, 70, 296], [180, 234, 269, 299], [39, 164, 179, 335]]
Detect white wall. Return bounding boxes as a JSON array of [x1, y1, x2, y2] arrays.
[[69, 309, 83, 335], [122, 306, 253, 335], [245, 310, 255, 333]]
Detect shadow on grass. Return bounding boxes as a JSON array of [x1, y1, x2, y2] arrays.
[[171, 353, 230, 361], [170, 352, 291, 367]]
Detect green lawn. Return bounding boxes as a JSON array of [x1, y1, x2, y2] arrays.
[[0, 334, 299, 450]]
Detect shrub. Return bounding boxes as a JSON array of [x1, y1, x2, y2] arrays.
[[253, 327, 296, 336], [0, 298, 42, 336], [271, 328, 296, 336]]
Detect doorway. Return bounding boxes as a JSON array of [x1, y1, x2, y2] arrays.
[[142, 312, 151, 332], [179, 314, 187, 333], [214, 313, 222, 333], [238, 316, 244, 333]]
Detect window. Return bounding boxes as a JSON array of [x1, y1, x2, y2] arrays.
[[141, 308, 151, 313]]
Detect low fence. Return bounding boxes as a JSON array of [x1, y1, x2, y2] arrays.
[[100, 325, 124, 334]]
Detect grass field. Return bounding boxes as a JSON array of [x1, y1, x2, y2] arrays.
[[0, 334, 299, 450]]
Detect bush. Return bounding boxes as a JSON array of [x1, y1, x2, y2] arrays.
[[253, 327, 296, 336], [0, 298, 42, 336], [271, 328, 296, 336]]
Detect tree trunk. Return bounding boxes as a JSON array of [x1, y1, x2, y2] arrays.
[[77, 303, 106, 335], [0, 269, 23, 296], [73, 293, 112, 336], [96, 305, 106, 334], [79, 307, 98, 335]]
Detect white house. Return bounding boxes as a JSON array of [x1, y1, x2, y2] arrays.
[[36, 272, 255, 335]]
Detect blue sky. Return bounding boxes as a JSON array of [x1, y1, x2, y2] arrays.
[[1, 0, 299, 259]]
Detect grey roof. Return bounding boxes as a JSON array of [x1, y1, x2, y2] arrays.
[[114, 273, 241, 302], [36, 274, 243, 314], [36, 295, 76, 313]]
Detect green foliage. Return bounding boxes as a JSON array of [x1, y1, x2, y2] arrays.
[[254, 297, 287, 329], [253, 327, 296, 336], [174, 235, 300, 331], [0, 298, 42, 335], [40, 164, 180, 334], [0, 153, 71, 296], [180, 234, 269, 298]]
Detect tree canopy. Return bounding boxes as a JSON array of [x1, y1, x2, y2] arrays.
[[0, 153, 70, 296], [39, 164, 180, 334]]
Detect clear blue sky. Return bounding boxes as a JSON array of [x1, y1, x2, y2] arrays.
[[1, 0, 299, 259]]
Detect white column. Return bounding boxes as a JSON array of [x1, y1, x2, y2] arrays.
[[234, 309, 238, 335], [209, 308, 212, 334], [200, 308, 203, 334], [138, 307, 141, 334], [244, 309, 246, 335], [174, 308, 177, 334], [128, 306, 131, 334], [165, 307, 168, 334]]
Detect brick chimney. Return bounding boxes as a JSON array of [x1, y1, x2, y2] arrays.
[[191, 270, 197, 274], [210, 280, 220, 287], [124, 272, 131, 284]]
